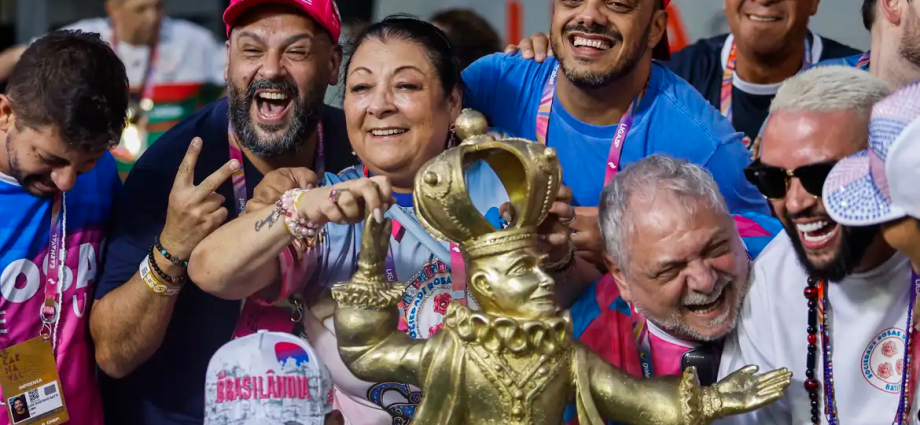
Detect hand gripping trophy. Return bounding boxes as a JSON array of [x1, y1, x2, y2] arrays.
[[331, 110, 792, 425]]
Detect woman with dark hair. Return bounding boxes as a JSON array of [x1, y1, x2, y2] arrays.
[[430, 9, 502, 70], [189, 16, 581, 424]]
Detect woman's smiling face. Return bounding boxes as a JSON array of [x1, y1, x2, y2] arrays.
[[343, 37, 461, 190]]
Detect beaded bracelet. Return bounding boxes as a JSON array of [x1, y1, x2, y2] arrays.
[[279, 188, 323, 247], [139, 255, 182, 297], [147, 244, 186, 285], [154, 236, 188, 268]]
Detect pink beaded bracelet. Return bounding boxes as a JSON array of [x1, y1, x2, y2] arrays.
[[279, 188, 322, 247]]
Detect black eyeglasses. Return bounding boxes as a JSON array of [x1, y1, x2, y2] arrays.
[[744, 160, 838, 200]]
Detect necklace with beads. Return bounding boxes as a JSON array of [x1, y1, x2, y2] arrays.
[[804, 273, 920, 425]]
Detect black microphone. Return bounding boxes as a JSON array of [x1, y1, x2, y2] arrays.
[[680, 344, 721, 386]]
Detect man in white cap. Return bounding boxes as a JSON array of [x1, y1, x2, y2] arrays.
[[205, 331, 343, 425], [824, 81, 920, 287]]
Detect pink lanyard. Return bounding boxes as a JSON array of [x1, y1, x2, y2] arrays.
[[536, 64, 645, 184], [856, 51, 871, 71], [227, 123, 324, 336], [360, 166, 469, 306], [39, 193, 65, 352], [720, 38, 813, 122], [226, 123, 325, 215]]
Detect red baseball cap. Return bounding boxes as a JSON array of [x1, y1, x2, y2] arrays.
[[223, 0, 342, 42], [652, 0, 671, 61]]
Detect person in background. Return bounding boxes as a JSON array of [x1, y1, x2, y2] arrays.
[[0, 0, 224, 87], [718, 66, 915, 424], [665, 0, 859, 142], [430, 9, 502, 70], [189, 16, 579, 424], [88, 0, 355, 424], [563, 155, 780, 424], [508, 0, 860, 143], [205, 331, 344, 425], [814, 0, 920, 88], [463, 0, 769, 306], [824, 83, 920, 297], [0, 30, 129, 425]]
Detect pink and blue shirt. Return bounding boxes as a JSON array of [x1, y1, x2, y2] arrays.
[[0, 153, 121, 425]]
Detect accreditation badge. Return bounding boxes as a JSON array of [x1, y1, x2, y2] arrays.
[[0, 337, 68, 425]]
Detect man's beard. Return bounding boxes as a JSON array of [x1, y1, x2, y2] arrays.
[[782, 214, 880, 282], [227, 76, 325, 158], [552, 22, 648, 88], [900, 5, 920, 69], [635, 272, 749, 343], [5, 133, 54, 197]]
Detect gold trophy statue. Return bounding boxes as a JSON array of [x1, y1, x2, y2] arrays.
[[332, 110, 791, 425]]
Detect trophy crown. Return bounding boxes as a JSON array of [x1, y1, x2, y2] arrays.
[[414, 109, 562, 260]]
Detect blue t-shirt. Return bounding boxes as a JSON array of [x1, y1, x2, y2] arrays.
[[462, 53, 770, 216], [311, 162, 508, 423], [0, 153, 119, 425], [95, 98, 357, 425], [809, 51, 870, 70]]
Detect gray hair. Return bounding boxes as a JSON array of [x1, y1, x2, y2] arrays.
[[770, 65, 890, 116], [599, 155, 729, 274]]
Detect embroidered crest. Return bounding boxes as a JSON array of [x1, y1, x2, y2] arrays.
[[397, 260, 479, 339], [398, 261, 452, 339], [862, 327, 907, 393]]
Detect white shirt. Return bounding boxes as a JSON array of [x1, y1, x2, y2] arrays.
[[56, 17, 225, 88], [718, 233, 917, 424]]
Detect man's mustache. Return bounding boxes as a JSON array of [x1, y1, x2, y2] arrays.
[[562, 23, 624, 43], [244, 78, 299, 103]]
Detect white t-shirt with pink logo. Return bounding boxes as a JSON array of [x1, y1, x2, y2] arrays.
[[0, 154, 120, 425], [718, 233, 918, 425]]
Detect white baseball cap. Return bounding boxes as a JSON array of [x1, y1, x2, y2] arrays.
[[205, 331, 334, 425], [824, 82, 920, 226]]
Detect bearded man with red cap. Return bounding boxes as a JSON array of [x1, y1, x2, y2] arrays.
[[462, 0, 770, 306], [89, 0, 356, 424]]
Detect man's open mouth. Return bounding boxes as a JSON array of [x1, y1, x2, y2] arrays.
[[254, 90, 292, 121], [685, 291, 727, 315]]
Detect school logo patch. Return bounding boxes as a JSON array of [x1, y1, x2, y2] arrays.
[[397, 260, 478, 339], [862, 327, 907, 393]]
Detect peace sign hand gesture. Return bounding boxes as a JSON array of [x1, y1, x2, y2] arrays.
[[159, 137, 239, 260]]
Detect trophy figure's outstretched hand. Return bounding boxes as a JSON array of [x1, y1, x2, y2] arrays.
[[709, 365, 792, 417]]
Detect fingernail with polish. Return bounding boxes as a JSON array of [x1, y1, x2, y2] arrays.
[[503, 212, 512, 223], [229, 160, 240, 171], [374, 208, 384, 224]]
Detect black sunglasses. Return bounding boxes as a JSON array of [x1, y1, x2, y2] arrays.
[[744, 160, 838, 200]]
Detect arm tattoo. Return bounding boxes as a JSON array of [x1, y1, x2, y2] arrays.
[[255, 210, 281, 232]]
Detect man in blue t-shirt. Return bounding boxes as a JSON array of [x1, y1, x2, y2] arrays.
[[88, 1, 357, 424], [0, 31, 129, 425], [463, 0, 769, 298]]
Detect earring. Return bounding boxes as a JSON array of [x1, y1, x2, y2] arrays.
[[445, 124, 457, 149]]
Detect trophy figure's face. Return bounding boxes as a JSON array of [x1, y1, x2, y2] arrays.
[[468, 246, 557, 321]]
